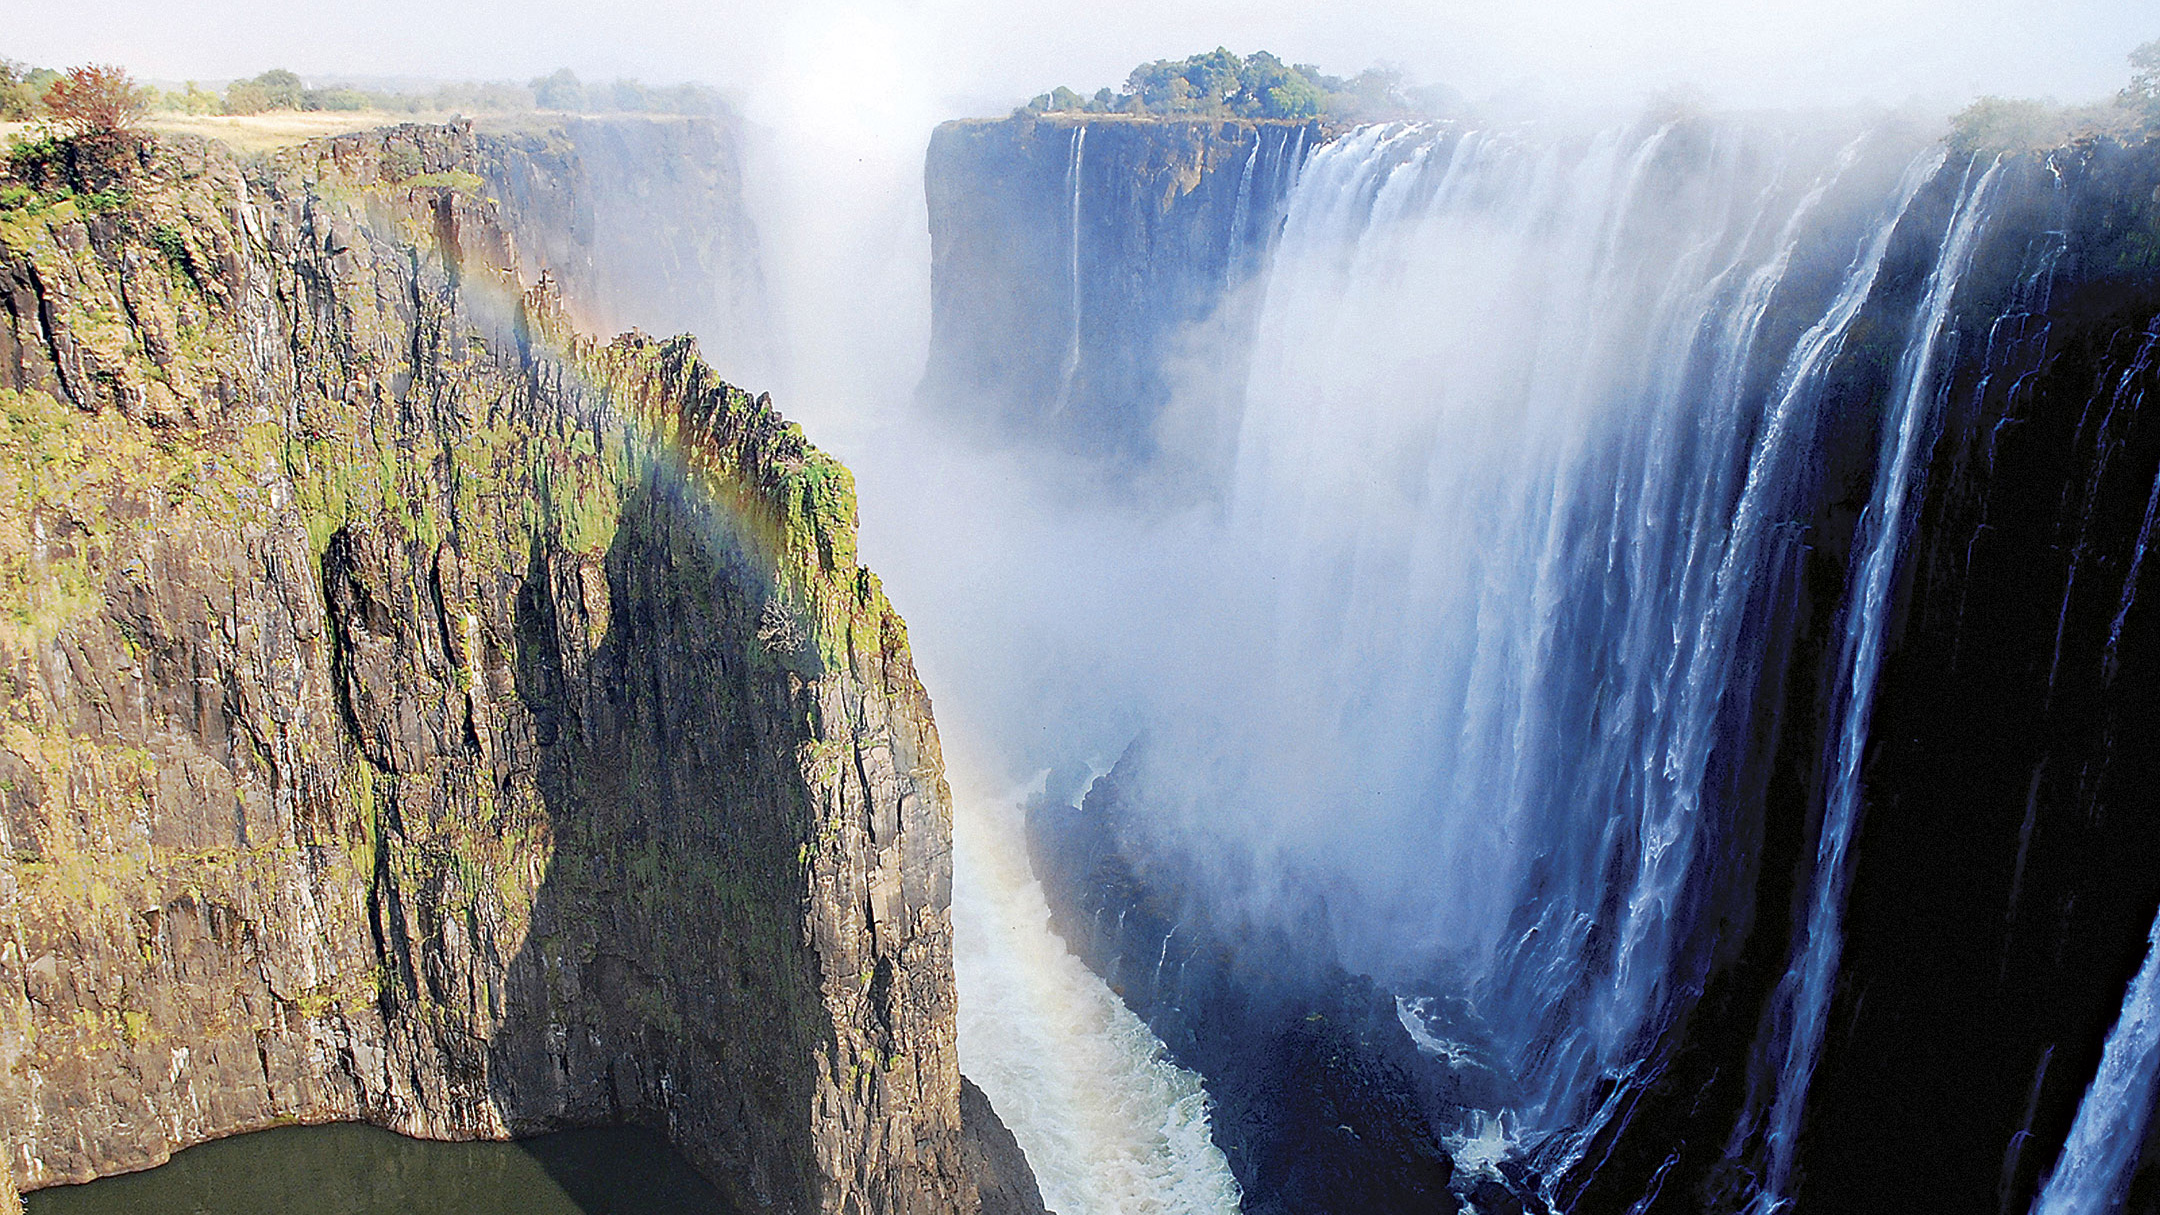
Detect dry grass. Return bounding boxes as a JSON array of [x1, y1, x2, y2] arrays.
[[141, 110, 455, 151], [0, 111, 470, 156], [0, 110, 704, 159]]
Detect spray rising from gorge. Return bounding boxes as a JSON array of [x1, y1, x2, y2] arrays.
[[905, 44, 2160, 1210]]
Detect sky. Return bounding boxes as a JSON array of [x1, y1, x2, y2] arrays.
[[10, 0, 2156, 119]]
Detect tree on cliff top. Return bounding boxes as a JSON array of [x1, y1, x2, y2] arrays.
[[2127, 39, 2160, 120], [42, 64, 149, 135], [1019, 48, 1421, 122]]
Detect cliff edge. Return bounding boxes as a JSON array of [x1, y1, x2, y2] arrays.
[[0, 122, 970, 1213]]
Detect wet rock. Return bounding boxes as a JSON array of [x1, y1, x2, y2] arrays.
[[961, 1076, 1052, 1215]]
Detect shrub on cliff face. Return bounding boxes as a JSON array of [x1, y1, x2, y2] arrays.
[[41, 64, 149, 135]]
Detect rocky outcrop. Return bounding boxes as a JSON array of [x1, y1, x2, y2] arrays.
[[921, 115, 1318, 472], [959, 1076, 1051, 1215], [0, 123, 970, 1213], [1028, 754, 1465, 1215], [476, 114, 775, 389]]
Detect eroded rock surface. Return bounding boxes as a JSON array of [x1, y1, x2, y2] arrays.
[[0, 123, 975, 1214]]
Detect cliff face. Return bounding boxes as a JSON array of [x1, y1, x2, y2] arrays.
[[0, 123, 968, 1213], [1788, 136, 2160, 1215], [921, 115, 1317, 471], [478, 114, 775, 389]]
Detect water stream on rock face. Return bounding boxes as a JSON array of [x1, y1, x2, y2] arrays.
[[952, 772, 1243, 1215], [1054, 124, 1089, 414], [2030, 904, 2160, 1215], [1746, 154, 2002, 1212]]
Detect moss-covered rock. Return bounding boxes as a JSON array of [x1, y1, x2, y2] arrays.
[[0, 122, 972, 1215]]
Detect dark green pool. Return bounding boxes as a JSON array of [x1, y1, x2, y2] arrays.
[[23, 1123, 733, 1215]]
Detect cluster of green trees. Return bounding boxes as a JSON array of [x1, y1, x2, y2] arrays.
[[1018, 48, 1430, 121], [0, 57, 727, 122], [526, 69, 721, 116], [1948, 39, 2160, 152], [0, 59, 60, 119]]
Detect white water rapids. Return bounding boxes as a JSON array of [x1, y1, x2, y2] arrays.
[[953, 773, 1243, 1215]]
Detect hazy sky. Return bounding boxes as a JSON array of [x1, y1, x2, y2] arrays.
[[13, 0, 2156, 117]]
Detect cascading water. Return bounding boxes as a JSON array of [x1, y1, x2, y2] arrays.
[[1745, 155, 2003, 1212], [953, 772, 1243, 1215], [1107, 114, 2024, 1202], [1224, 136, 1260, 286], [2030, 903, 2160, 1215], [1054, 123, 1088, 413]]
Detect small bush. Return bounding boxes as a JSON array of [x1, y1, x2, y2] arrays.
[[302, 87, 370, 112], [163, 81, 220, 115], [41, 64, 149, 135], [2127, 40, 2160, 124]]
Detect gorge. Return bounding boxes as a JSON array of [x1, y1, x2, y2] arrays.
[[2, 35, 2159, 1215]]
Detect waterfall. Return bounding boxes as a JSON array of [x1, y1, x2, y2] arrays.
[[2100, 318, 2160, 682], [1225, 133, 1261, 286], [1748, 154, 2004, 1211], [2029, 901, 2160, 1215], [1054, 123, 1088, 413], [953, 776, 1243, 1215], [1162, 115, 1974, 1184]]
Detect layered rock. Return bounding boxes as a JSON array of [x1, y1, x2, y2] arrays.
[[0, 123, 969, 1213]]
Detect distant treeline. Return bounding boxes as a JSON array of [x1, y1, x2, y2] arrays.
[[1018, 48, 1454, 122], [0, 60, 728, 120]]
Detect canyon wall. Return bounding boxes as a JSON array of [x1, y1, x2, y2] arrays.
[[0, 122, 971, 1213], [921, 114, 1316, 473]]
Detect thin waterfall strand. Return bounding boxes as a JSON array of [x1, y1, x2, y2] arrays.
[[2030, 901, 2160, 1215], [1753, 156, 2006, 1209]]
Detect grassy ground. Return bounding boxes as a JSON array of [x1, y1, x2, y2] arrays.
[[0, 110, 710, 159], [0, 111, 461, 155]]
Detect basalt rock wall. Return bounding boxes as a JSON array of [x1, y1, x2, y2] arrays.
[[921, 115, 1317, 473], [0, 123, 970, 1214]]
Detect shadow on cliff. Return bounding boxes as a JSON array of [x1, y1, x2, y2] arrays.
[[478, 460, 828, 1213]]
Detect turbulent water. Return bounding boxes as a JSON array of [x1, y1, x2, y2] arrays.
[[953, 774, 1243, 1215]]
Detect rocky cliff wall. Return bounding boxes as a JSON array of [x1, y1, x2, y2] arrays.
[[1791, 135, 2160, 1215], [921, 115, 1318, 473], [0, 123, 969, 1214], [476, 114, 775, 389]]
